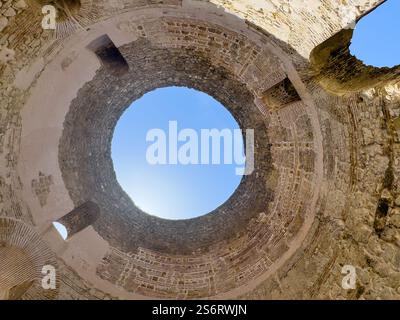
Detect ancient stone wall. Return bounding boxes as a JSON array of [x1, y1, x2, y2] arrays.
[[0, 0, 399, 300]]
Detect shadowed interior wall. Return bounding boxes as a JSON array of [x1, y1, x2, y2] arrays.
[[0, 0, 399, 300]]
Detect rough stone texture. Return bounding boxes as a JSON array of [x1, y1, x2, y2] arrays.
[[0, 0, 399, 300], [0, 217, 58, 299], [31, 171, 53, 207], [57, 201, 100, 238]]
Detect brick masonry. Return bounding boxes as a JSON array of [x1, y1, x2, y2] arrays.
[[0, 0, 399, 300]]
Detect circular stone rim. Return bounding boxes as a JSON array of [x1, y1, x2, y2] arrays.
[[58, 39, 274, 256]]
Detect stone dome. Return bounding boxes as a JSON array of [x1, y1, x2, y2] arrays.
[[0, 0, 399, 299]]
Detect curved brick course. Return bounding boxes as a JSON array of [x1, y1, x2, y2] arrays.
[[0, 0, 399, 300]]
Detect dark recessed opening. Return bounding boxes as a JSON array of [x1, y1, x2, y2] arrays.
[[56, 200, 100, 239], [262, 77, 301, 109], [87, 35, 129, 76]]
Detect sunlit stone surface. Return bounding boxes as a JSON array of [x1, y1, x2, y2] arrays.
[[0, 0, 399, 300]]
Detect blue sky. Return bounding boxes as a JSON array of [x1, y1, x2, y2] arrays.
[[111, 1, 398, 221], [111, 87, 244, 220], [350, 0, 400, 68]]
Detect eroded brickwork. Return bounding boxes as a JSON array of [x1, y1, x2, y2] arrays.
[[31, 172, 53, 207], [0, 0, 399, 300]]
